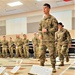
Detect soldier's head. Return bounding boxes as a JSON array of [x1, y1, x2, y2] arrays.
[[16, 34, 20, 38], [43, 3, 51, 15], [3, 36, 6, 40], [23, 34, 26, 38], [58, 22, 64, 29]]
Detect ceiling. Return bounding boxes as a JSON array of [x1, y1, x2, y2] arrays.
[[0, 0, 75, 17]]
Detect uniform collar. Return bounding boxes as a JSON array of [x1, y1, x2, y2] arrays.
[[44, 15, 51, 20]]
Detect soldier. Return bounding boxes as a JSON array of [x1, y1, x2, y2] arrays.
[[1, 36, 8, 58], [15, 34, 23, 58], [38, 3, 58, 73], [55, 22, 71, 66], [32, 32, 39, 58], [8, 37, 14, 58], [23, 34, 29, 58]]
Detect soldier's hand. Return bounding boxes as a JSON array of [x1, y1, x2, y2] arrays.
[[68, 44, 71, 47], [42, 28, 47, 33], [39, 35, 42, 40], [16, 46, 18, 49], [33, 44, 35, 47], [55, 42, 57, 45]]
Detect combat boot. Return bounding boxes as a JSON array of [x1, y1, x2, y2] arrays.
[[52, 64, 56, 73], [66, 56, 69, 62], [40, 62, 44, 66], [59, 62, 64, 66]]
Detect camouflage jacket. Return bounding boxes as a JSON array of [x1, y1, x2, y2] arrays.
[[23, 38, 29, 46], [15, 38, 23, 46], [8, 40, 14, 47], [39, 15, 58, 42], [1, 40, 8, 47], [32, 36, 39, 46], [55, 28, 71, 44]]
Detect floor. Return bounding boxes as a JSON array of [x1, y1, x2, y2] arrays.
[[0, 57, 75, 75]]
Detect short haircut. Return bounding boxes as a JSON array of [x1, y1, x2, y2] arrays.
[[3, 36, 5, 37], [23, 34, 26, 36], [58, 22, 64, 27], [43, 3, 51, 8]]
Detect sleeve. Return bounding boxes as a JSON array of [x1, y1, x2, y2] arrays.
[[55, 32, 58, 42], [38, 21, 42, 36], [26, 39, 29, 45], [66, 30, 72, 44], [48, 18, 58, 33]]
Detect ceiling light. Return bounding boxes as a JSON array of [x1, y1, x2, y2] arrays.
[[7, 1, 23, 7], [37, 0, 41, 1]]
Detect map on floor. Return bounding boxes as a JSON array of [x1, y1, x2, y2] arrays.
[[0, 67, 6, 74], [10, 66, 21, 74], [28, 65, 52, 75], [3, 72, 9, 75]]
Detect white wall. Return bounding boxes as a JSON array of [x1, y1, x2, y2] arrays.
[[27, 15, 42, 23], [52, 10, 72, 30], [6, 10, 72, 35], [6, 17, 27, 35]]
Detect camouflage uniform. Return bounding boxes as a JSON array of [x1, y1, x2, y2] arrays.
[[23, 38, 29, 58], [1, 40, 8, 57], [55, 28, 71, 64], [8, 40, 14, 57], [39, 15, 58, 70], [32, 36, 39, 58], [15, 38, 23, 58]]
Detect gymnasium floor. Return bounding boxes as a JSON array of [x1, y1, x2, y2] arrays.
[[0, 57, 75, 75]]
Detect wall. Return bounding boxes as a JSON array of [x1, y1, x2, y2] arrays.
[[6, 17, 27, 35], [72, 4, 75, 29], [0, 20, 6, 35]]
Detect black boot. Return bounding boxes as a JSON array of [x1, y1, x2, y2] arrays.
[[52, 64, 56, 73], [59, 62, 64, 66], [66, 56, 69, 62]]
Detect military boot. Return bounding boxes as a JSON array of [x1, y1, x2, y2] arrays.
[[52, 64, 56, 73], [66, 56, 69, 62], [40, 62, 44, 66], [59, 62, 64, 66]]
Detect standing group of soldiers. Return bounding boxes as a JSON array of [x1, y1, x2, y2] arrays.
[[0, 34, 29, 58]]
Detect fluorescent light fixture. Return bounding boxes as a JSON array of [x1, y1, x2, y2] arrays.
[[37, 0, 41, 1], [7, 1, 23, 7]]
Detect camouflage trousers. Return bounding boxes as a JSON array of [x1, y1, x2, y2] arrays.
[[2, 47, 8, 57], [33, 45, 39, 58], [39, 41, 56, 66], [23, 46, 29, 58], [57, 43, 69, 62], [16, 46, 23, 57], [9, 47, 14, 57]]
